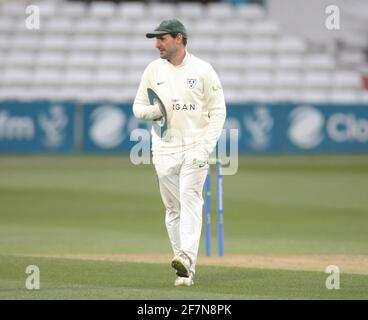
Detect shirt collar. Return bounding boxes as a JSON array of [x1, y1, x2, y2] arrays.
[[178, 50, 190, 67], [164, 50, 190, 67]]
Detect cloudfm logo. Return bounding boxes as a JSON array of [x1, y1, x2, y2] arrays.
[[244, 106, 273, 150], [288, 106, 324, 149], [89, 105, 126, 149], [39, 105, 68, 148]]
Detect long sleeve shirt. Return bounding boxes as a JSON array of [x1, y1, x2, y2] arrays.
[[133, 52, 226, 156]]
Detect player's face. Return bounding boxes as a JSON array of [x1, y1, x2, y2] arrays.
[[155, 34, 178, 60]]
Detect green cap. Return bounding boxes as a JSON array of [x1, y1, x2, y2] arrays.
[[146, 19, 188, 39]]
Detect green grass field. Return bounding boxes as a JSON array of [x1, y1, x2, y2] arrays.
[[0, 155, 368, 299]]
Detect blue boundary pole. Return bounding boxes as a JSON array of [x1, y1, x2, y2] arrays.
[[205, 167, 211, 256], [216, 159, 224, 256]]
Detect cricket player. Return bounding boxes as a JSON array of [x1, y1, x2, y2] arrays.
[[133, 19, 226, 286]]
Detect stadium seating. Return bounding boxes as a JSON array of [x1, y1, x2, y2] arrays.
[[0, 0, 367, 103]]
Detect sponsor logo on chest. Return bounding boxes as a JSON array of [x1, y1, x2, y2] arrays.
[[186, 78, 197, 89], [172, 103, 196, 111], [171, 99, 196, 111]]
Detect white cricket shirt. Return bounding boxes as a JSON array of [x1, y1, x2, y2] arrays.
[[133, 51, 226, 156]]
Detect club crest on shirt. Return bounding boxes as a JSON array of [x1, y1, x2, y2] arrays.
[[186, 79, 197, 89]]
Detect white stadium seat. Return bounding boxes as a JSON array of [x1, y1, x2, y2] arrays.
[[270, 89, 299, 102], [275, 54, 304, 70], [32, 1, 59, 17], [0, 87, 29, 100], [133, 20, 161, 36], [177, 3, 204, 20], [32, 69, 63, 85], [0, 35, 10, 50], [249, 20, 281, 37], [2, 68, 32, 85], [127, 54, 155, 69], [118, 2, 146, 19], [75, 18, 105, 35], [5, 88, 54, 101], [0, 1, 27, 17], [29, 87, 62, 101], [274, 72, 302, 88], [339, 50, 366, 66], [0, 71, 4, 85], [217, 37, 247, 53], [244, 72, 273, 88], [299, 90, 329, 103], [339, 31, 368, 51], [190, 21, 220, 37], [59, 1, 87, 18], [236, 4, 265, 21], [11, 34, 41, 50], [329, 90, 359, 103], [241, 89, 272, 102], [70, 35, 101, 51], [102, 36, 130, 51], [359, 92, 368, 103], [147, 3, 176, 20], [214, 55, 247, 72], [206, 3, 234, 20], [105, 19, 131, 35], [129, 38, 154, 52], [277, 37, 307, 53], [304, 54, 335, 70], [26, 89, 54, 101], [89, 1, 116, 19], [66, 53, 97, 68], [0, 52, 6, 68], [82, 88, 128, 103], [125, 71, 142, 87], [244, 55, 274, 70], [95, 71, 124, 86], [42, 35, 71, 51], [44, 18, 75, 34], [188, 37, 217, 53], [219, 72, 243, 89], [63, 70, 94, 86], [304, 72, 332, 89], [0, 18, 17, 33], [97, 53, 129, 69], [332, 71, 362, 89], [55, 87, 90, 101], [36, 52, 66, 68], [194, 53, 216, 66], [122, 86, 139, 100], [220, 21, 250, 37], [247, 37, 276, 53], [225, 90, 247, 103], [4, 52, 36, 67]]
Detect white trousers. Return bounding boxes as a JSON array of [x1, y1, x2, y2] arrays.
[[153, 149, 208, 274]]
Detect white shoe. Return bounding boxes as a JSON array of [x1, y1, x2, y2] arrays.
[[174, 273, 194, 286], [171, 251, 192, 277]]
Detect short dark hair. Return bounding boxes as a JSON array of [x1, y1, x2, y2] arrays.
[[170, 33, 187, 46]]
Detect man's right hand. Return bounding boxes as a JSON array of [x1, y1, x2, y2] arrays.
[[152, 102, 164, 121], [148, 101, 163, 121]]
